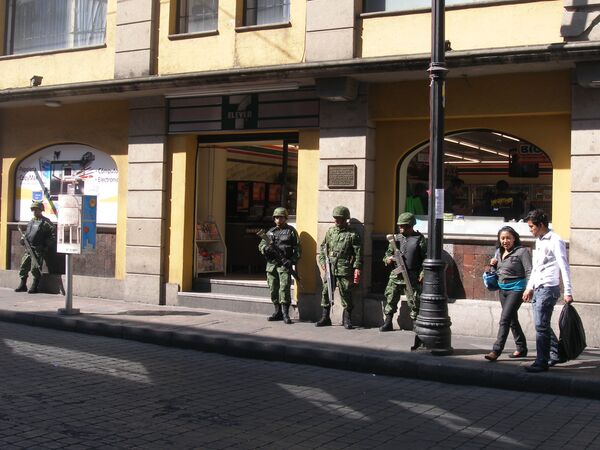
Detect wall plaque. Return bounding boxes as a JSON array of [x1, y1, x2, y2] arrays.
[[327, 165, 357, 189]]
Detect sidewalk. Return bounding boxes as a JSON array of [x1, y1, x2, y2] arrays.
[[1, 288, 599, 400]]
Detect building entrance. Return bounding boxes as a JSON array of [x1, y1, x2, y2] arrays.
[[195, 133, 298, 280]]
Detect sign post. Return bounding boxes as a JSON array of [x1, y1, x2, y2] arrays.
[[56, 194, 97, 315]]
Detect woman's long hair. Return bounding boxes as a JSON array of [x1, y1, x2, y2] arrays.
[[496, 226, 521, 250]]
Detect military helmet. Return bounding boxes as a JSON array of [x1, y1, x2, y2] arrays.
[[273, 207, 288, 218], [30, 200, 44, 211], [397, 212, 416, 226], [332, 206, 350, 220]]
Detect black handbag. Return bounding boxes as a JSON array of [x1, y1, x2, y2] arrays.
[[558, 303, 586, 361]]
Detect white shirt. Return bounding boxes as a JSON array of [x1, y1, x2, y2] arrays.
[[526, 230, 573, 296]]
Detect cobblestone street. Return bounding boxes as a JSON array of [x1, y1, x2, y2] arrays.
[[2, 321, 600, 449]]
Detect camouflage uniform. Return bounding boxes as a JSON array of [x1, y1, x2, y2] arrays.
[[258, 207, 301, 323], [382, 231, 427, 320], [316, 206, 362, 329], [16, 201, 56, 294]]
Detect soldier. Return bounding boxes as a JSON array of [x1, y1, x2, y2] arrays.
[[258, 207, 301, 324], [316, 206, 362, 329], [380, 213, 427, 346], [15, 200, 56, 294]]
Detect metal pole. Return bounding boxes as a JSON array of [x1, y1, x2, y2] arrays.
[[414, 0, 453, 355], [58, 253, 80, 315]]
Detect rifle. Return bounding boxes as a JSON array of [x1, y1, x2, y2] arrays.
[[386, 234, 414, 299], [18, 225, 42, 271], [257, 230, 301, 283], [324, 243, 335, 307]]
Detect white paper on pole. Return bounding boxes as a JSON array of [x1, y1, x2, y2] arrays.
[[435, 189, 444, 219]]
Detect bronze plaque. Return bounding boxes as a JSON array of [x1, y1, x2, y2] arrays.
[[327, 165, 357, 189]]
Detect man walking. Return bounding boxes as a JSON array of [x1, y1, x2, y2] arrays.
[[316, 206, 362, 329], [258, 207, 301, 324], [522, 209, 573, 373], [15, 200, 55, 294]]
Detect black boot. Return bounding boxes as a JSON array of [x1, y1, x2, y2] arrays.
[[410, 334, 424, 351], [282, 304, 293, 324], [14, 277, 27, 292], [379, 314, 393, 332], [27, 278, 40, 294], [315, 307, 332, 327], [267, 304, 283, 321], [343, 309, 354, 330]]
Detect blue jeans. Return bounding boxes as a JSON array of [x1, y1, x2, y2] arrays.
[[532, 286, 560, 366]]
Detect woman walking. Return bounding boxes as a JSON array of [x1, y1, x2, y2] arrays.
[[485, 226, 532, 361]]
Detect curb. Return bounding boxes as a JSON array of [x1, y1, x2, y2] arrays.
[[1, 309, 598, 400]]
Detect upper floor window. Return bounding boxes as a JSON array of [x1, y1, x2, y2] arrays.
[[244, 0, 290, 26], [177, 0, 218, 33], [5, 0, 107, 55], [364, 0, 500, 13]]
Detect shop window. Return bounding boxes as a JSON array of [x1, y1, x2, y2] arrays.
[[244, 0, 290, 26], [14, 144, 118, 225], [398, 130, 553, 227], [5, 0, 107, 55], [177, 0, 218, 34], [364, 0, 512, 14]]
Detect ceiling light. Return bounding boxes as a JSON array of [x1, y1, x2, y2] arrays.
[[44, 100, 62, 108], [492, 132, 520, 142]]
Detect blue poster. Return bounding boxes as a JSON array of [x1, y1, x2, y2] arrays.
[[81, 195, 97, 252]]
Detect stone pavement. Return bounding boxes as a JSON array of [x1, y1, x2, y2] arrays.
[[1, 288, 599, 400]]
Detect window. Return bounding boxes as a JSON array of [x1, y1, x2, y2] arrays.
[[177, 0, 218, 34], [364, 0, 509, 14], [5, 0, 107, 55], [244, 0, 290, 26]]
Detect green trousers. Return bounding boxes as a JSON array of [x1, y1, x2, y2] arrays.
[[321, 275, 354, 310], [18, 250, 44, 280], [266, 267, 292, 305], [383, 276, 421, 320]]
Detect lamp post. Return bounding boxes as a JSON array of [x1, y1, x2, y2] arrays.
[[414, 0, 453, 355]]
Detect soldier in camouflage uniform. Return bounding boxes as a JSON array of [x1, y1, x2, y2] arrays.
[[15, 201, 56, 294], [316, 206, 362, 329], [258, 207, 301, 324], [380, 213, 427, 344]]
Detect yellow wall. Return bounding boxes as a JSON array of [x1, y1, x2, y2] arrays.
[[360, 0, 563, 58], [296, 130, 320, 294], [371, 71, 572, 238], [0, 101, 130, 273], [158, 0, 306, 74], [166, 135, 197, 291], [0, 0, 117, 89]]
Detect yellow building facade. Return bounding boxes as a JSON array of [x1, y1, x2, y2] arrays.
[[1, 0, 600, 344]]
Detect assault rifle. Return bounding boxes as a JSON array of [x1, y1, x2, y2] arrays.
[[257, 230, 301, 283], [18, 225, 42, 271], [324, 243, 335, 307], [386, 234, 414, 299]]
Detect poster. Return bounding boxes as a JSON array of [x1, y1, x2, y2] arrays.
[[15, 144, 118, 224], [56, 195, 82, 254]]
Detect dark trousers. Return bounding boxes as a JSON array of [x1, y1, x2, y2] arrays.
[[492, 289, 528, 355]]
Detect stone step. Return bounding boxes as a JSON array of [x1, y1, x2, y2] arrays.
[[177, 291, 274, 315], [192, 277, 270, 297]]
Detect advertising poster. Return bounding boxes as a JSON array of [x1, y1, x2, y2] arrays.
[[81, 195, 97, 252], [14, 144, 118, 224]]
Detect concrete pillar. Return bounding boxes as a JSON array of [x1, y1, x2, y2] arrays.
[[114, 0, 158, 78], [561, 1, 600, 41], [125, 97, 167, 304], [318, 87, 376, 325], [306, 0, 357, 62], [570, 69, 600, 304]]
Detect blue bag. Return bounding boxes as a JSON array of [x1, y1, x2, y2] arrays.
[[482, 270, 499, 291]]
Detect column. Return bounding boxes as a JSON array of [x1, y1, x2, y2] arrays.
[[125, 97, 167, 304], [306, 0, 357, 62]]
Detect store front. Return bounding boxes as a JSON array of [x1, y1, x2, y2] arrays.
[[194, 134, 298, 279]]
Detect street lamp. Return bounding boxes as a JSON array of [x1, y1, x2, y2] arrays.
[[414, 0, 453, 355]]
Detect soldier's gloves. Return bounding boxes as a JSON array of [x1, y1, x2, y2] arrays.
[[20, 238, 25, 246]]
